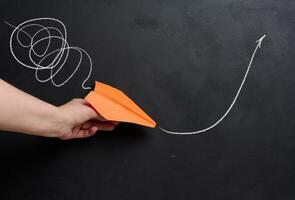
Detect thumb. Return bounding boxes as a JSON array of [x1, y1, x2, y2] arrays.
[[82, 104, 106, 121], [72, 98, 106, 121]]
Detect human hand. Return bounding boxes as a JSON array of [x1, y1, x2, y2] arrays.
[[56, 98, 118, 140]]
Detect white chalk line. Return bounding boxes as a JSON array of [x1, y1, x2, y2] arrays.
[[159, 35, 266, 135], [5, 17, 93, 90]]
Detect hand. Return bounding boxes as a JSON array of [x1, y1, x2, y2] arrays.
[[0, 80, 118, 139], [57, 98, 118, 140]]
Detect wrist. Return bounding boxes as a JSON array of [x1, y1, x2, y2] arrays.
[[49, 106, 71, 138], [37, 105, 69, 138]]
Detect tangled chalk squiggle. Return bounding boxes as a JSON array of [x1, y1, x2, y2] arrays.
[[5, 17, 92, 89]]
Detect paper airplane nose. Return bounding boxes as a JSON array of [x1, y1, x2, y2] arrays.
[[85, 81, 156, 128]]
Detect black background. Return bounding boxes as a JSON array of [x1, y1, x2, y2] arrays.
[[0, 0, 294, 199]]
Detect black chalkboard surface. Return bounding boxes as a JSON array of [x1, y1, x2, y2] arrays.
[[0, 0, 294, 199]]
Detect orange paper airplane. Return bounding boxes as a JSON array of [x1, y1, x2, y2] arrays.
[[85, 81, 156, 128]]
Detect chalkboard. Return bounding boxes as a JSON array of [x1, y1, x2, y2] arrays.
[[0, 0, 294, 199]]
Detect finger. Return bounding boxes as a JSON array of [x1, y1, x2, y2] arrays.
[[82, 120, 119, 129], [59, 130, 95, 140], [79, 105, 105, 121], [59, 122, 114, 140], [76, 127, 98, 138], [81, 121, 98, 129], [94, 112, 106, 121], [72, 98, 106, 121], [83, 126, 98, 137], [77, 99, 93, 108], [72, 98, 87, 104], [94, 122, 115, 131], [89, 126, 99, 136], [83, 122, 115, 131], [83, 118, 119, 127], [83, 106, 106, 121]]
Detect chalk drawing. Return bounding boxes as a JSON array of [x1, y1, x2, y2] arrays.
[[5, 17, 92, 90], [5, 18, 266, 134], [159, 35, 266, 135]]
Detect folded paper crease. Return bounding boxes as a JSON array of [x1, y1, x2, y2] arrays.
[[85, 81, 156, 128]]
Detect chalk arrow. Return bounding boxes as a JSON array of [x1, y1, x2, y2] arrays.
[[256, 35, 266, 48], [160, 35, 266, 135]]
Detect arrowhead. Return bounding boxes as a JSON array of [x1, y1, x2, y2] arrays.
[[256, 35, 266, 48]]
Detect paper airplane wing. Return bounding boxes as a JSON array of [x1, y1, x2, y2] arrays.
[[85, 81, 156, 128]]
